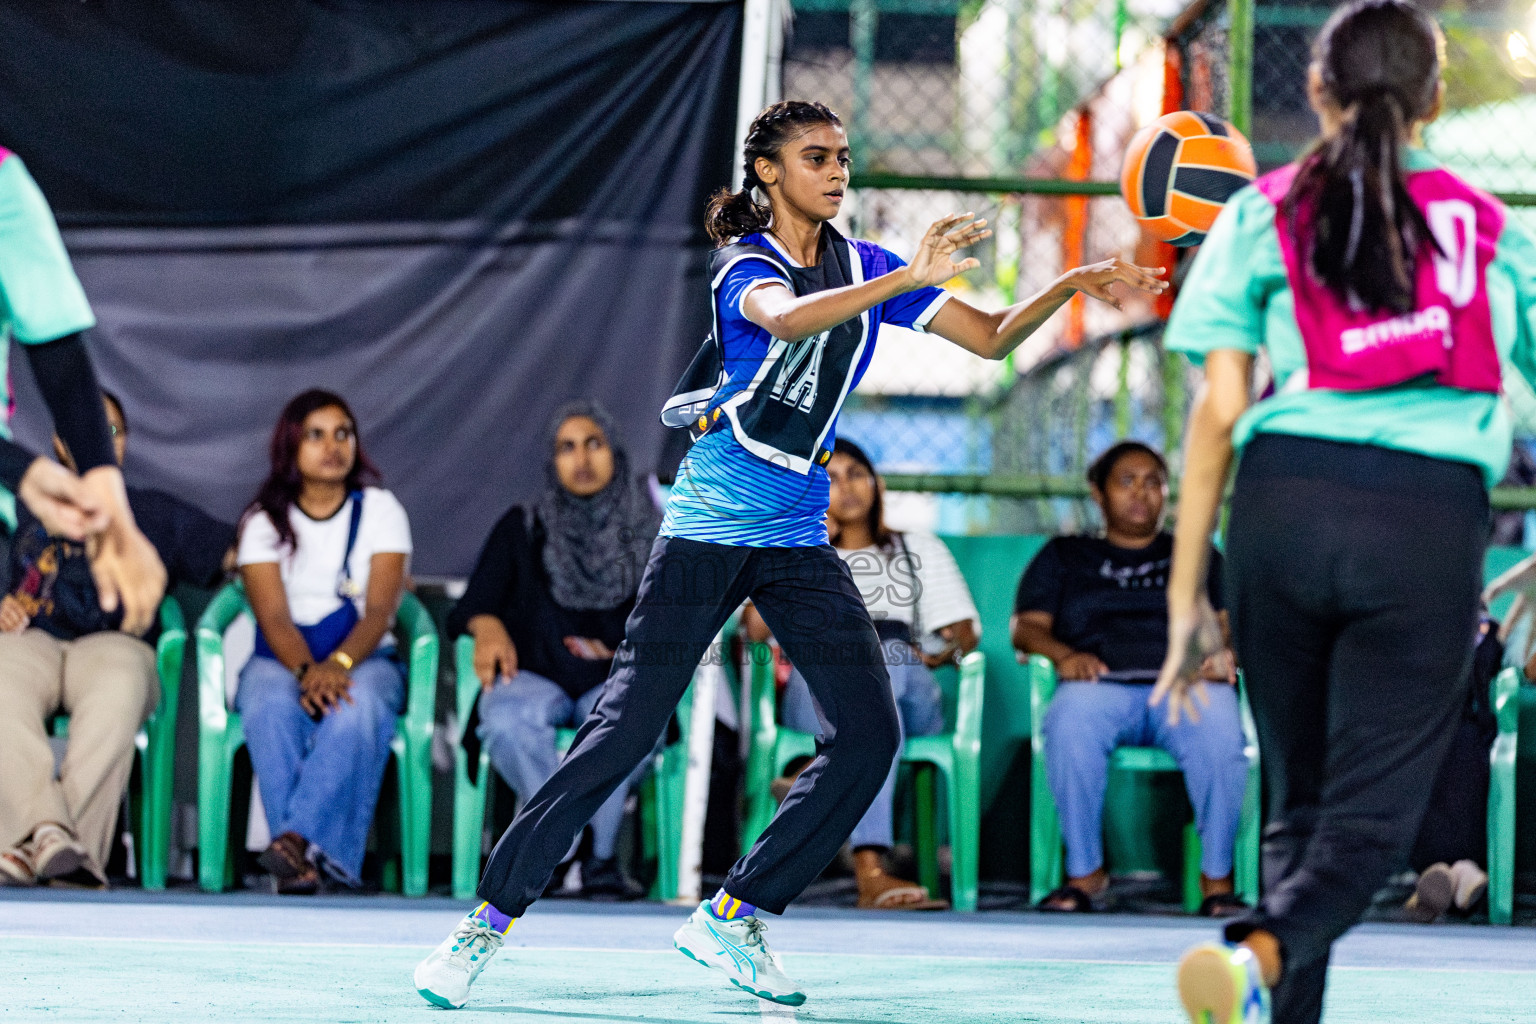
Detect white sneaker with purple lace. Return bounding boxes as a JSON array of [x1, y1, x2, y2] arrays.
[[673, 901, 805, 1006], [413, 912, 506, 1008]]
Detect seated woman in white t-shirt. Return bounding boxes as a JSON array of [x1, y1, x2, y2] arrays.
[[234, 390, 412, 893], [744, 437, 980, 910]]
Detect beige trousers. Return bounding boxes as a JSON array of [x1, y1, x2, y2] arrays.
[[0, 629, 159, 878]]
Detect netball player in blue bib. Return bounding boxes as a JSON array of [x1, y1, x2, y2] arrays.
[[415, 100, 1166, 1009]]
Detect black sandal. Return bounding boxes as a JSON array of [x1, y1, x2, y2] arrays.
[[1037, 884, 1096, 912], [275, 863, 322, 895], [1197, 892, 1250, 918], [257, 831, 311, 881]]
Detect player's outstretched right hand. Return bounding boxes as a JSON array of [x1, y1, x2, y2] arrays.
[[905, 213, 993, 289]]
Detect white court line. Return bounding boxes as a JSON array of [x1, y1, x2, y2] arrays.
[[2, 933, 1533, 976]]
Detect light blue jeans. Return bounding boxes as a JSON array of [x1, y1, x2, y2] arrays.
[[781, 638, 947, 850], [235, 654, 404, 884], [1042, 680, 1248, 879], [477, 670, 652, 861]]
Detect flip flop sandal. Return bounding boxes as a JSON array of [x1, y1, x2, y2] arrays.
[[1450, 860, 1488, 913], [0, 847, 37, 887], [275, 864, 322, 895], [30, 825, 87, 881], [1196, 892, 1250, 918], [1403, 863, 1455, 923], [1037, 884, 1096, 912], [44, 868, 109, 890], [864, 885, 950, 911]]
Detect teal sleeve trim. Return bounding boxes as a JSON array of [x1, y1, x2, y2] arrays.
[[0, 156, 96, 345]]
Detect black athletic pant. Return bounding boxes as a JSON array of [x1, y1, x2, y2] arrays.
[[477, 536, 898, 917], [1221, 435, 1488, 1024]]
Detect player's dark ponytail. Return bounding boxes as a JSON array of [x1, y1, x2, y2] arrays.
[[705, 100, 843, 246], [1282, 0, 1443, 314]]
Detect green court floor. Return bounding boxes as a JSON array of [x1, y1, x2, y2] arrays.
[[3, 893, 1533, 1023]]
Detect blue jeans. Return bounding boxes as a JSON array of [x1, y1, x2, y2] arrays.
[[235, 654, 404, 884], [1042, 680, 1248, 879], [781, 638, 946, 850], [477, 670, 652, 862]]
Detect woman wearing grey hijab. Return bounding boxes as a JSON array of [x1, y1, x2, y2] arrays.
[[447, 401, 661, 899]]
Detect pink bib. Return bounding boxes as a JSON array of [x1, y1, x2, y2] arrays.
[[1256, 162, 1504, 394]]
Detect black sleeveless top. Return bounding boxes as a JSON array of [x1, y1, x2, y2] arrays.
[[661, 223, 874, 475]]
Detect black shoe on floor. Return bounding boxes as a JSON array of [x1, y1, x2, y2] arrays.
[[581, 857, 644, 902]]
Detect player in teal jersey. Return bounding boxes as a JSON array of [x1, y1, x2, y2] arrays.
[[1151, 3, 1536, 1022], [0, 147, 165, 634]]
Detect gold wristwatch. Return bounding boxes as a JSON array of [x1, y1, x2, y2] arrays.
[[329, 650, 355, 671]]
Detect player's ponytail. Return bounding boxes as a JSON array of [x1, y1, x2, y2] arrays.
[[704, 186, 771, 246], [705, 100, 843, 246], [1282, 0, 1443, 314]]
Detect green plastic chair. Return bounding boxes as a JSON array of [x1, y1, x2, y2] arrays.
[[195, 582, 438, 895], [1027, 654, 1262, 910], [48, 598, 186, 890], [448, 633, 697, 901], [1487, 666, 1519, 925], [1480, 546, 1534, 925], [740, 642, 987, 912]]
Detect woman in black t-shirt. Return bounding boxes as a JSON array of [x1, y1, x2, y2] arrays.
[[447, 401, 661, 900], [1011, 441, 1247, 915]]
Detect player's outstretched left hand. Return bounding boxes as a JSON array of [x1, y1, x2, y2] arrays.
[[1149, 592, 1224, 726], [905, 213, 993, 289], [1067, 258, 1168, 310]]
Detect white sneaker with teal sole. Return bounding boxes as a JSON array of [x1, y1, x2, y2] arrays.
[[1177, 943, 1270, 1024], [413, 914, 506, 1009], [673, 902, 806, 1006]]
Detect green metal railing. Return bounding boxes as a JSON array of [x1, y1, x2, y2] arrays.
[[1228, 0, 1253, 136], [851, 173, 1122, 195], [883, 474, 1536, 512]]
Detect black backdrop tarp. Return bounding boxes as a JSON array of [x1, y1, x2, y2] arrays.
[[0, 0, 740, 574]]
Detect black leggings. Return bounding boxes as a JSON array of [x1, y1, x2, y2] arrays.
[[477, 536, 898, 917], [1222, 434, 1489, 1024]]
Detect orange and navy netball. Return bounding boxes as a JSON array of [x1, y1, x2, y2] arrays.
[[1120, 111, 1257, 246]]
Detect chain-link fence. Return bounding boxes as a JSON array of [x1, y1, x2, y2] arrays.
[[1168, 0, 1231, 119], [837, 319, 1189, 534], [781, 0, 1220, 533], [1254, 4, 1536, 240], [785, 0, 1190, 180], [783, 0, 1536, 534], [1253, 6, 1536, 181]]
